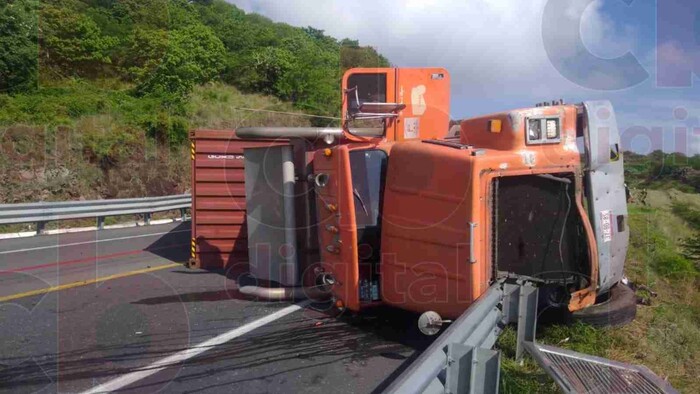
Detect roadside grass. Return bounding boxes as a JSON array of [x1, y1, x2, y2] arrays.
[[498, 188, 700, 393], [189, 83, 314, 129]]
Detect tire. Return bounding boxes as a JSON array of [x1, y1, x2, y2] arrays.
[[569, 283, 637, 328]]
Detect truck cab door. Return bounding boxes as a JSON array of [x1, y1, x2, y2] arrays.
[[313, 145, 360, 311], [581, 101, 629, 293]]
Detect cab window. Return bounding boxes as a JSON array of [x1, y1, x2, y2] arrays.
[[349, 149, 387, 261], [350, 150, 386, 228], [345, 73, 388, 137]]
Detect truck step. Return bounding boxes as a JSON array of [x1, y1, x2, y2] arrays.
[[523, 342, 677, 394]]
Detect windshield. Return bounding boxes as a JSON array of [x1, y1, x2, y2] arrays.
[[349, 149, 387, 229]]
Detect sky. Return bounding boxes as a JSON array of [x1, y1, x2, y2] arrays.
[[229, 0, 700, 154]]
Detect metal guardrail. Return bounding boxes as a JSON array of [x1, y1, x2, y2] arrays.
[[385, 279, 538, 394], [386, 278, 677, 394], [0, 194, 191, 234]]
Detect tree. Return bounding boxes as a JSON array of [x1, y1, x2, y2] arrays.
[[302, 26, 325, 40], [341, 46, 390, 71], [274, 40, 340, 118], [136, 24, 225, 101], [41, 3, 119, 75], [0, 0, 39, 93], [340, 38, 359, 48], [193, 0, 244, 28], [4, 0, 393, 121], [250, 46, 295, 94], [122, 27, 169, 81]]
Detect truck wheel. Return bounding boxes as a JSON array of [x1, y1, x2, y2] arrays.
[[569, 283, 637, 328]]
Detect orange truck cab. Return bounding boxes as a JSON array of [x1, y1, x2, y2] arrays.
[[313, 69, 628, 319], [191, 67, 629, 322]]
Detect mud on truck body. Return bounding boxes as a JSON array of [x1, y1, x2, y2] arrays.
[[189, 68, 672, 393]]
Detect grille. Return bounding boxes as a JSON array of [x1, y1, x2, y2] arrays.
[[530, 343, 677, 394]]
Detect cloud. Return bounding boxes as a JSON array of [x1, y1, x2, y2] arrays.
[[230, 1, 641, 109], [657, 41, 690, 67], [614, 99, 700, 155], [229, 1, 700, 153]]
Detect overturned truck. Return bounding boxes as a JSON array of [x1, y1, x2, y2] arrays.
[[189, 68, 675, 393]]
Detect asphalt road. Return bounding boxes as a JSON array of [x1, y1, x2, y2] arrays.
[[0, 223, 430, 393]]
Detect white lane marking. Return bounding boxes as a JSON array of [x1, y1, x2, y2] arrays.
[[82, 301, 310, 394], [0, 229, 191, 255]]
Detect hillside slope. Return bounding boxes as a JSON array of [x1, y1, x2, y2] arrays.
[[0, 83, 311, 203], [0, 0, 389, 203]]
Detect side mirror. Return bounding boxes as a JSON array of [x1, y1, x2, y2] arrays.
[[345, 86, 405, 120]]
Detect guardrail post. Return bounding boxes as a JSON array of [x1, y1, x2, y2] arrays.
[[445, 343, 500, 394], [97, 216, 105, 230], [36, 221, 47, 235], [144, 213, 151, 226], [180, 208, 187, 221], [516, 282, 538, 362]]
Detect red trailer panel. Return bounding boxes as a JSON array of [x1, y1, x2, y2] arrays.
[[189, 129, 289, 271]]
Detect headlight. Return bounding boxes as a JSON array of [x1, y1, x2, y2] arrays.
[[528, 118, 542, 141], [546, 119, 559, 139], [527, 117, 560, 144]]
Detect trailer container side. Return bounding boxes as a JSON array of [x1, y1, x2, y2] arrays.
[[189, 129, 291, 272]]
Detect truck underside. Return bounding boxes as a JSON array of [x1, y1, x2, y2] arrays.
[[493, 174, 590, 297]]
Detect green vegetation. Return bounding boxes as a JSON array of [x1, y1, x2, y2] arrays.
[[0, 0, 388, 204], [625, 150, 700, 193], [0, 82, 312, 205], [0, 1, 38, 93], [498, 187, 700, 393], [7, 0, 387, 117]]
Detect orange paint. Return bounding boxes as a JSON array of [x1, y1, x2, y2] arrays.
[[341, 68, 451, 143], [314, 145, 361, 311], [377, 104, 597, 317]]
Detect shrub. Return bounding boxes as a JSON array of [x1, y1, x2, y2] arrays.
[[142, 112, 189, 145], [0, 0, 39, 93]]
